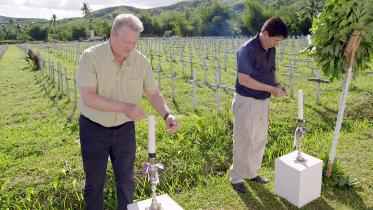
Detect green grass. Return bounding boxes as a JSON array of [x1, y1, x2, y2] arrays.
[[0, 42, 372, 209]]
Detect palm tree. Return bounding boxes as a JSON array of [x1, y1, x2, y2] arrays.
[[1, 24, 8, 35], [299, 0, 325, 19], [50, 14, 57, 32], [81, 2, 92, 39], [15, 24, 21, 36], [8, 18, 14, 31]]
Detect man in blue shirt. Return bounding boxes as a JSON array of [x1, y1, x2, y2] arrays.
[[230, 17, 288, 193]]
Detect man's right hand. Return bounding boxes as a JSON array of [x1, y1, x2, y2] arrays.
[[123, 103, 146, 121], [271, 86, 287, 97]]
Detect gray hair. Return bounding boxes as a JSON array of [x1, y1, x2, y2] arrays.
[[112, 14, 144, 33]]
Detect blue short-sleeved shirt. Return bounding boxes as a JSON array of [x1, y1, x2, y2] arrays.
[[235, 34, 276, 99]]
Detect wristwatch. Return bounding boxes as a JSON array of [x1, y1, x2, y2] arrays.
[[163, 112, 170, 120]]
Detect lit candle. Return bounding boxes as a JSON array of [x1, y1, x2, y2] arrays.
[[148, 115, 156, 154], [298, 90, 304, 120]]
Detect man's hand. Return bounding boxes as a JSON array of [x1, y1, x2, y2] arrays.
[[271, 86, 287, 97], [164, 114, 179, 133], [277, 84, 288, 96], [123, 103, 146, 122]]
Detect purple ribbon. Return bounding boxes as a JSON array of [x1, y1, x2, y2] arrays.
[[294, 126, 306, 147], [296, 126, 306, 135], [142, 162, 165, 182]]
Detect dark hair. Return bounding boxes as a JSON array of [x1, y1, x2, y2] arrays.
[[261, 17, 288, 38]]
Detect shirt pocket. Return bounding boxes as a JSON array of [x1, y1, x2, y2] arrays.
[[120, 78, 144, 104]]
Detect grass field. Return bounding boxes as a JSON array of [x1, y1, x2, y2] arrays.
[[0, 44, 372, 209]]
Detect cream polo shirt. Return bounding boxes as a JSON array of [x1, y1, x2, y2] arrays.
[[77, 40, 158, 127]]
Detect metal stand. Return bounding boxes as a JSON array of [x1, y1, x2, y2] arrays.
[[295, 119, 306, 162], [146, 155, 163, 210]]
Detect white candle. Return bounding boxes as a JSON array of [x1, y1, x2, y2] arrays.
[[298, 90, 304, 120], [148, 115, 156, 154]]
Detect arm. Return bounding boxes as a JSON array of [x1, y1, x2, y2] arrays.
[[80, 87, 146, 121], [238, 73, 275, 93], [238, 73, 286, 97], [146, 89, 179, 133]]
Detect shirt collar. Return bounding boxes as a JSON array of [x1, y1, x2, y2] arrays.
[[104, 39, 116, 62], [254, 33, 268, 52], [255, 33, 276, 55]]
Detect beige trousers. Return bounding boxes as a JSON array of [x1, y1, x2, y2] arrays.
[[230, 93, 269, 184]]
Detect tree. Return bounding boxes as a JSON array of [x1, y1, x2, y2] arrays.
[[81, 2, 92, 39], [242, 0, 269, 35], [159, 12, 177, 36], [71, 26, 86, 40], [50, 14, 57, 32], [198, 2, 232, 36], [9, 18, 14, 27], [298, 0, 325, 19], [139, 12, 153, 36], [94, 20, 111, 39], [28, 25, 48, 41], [308, 0, 372, 177]]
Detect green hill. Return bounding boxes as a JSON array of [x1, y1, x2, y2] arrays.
[[0, 15, 47, 24], [1, 0, 321, 41]]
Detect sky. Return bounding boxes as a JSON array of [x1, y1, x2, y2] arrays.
[[0, 0, 186, 20]]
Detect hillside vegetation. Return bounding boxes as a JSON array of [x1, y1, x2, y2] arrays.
[[1, 0, 321, 41]]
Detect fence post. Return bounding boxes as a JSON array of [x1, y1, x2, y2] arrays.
[[64, 68, 71, 102]]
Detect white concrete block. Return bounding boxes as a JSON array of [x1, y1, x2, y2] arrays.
[[127, 194, 184, 210], [275, 151, 323, 208]]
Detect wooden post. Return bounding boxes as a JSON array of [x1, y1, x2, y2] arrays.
[[60, 64, 64, 95], [65, 68, 70, 102], [179, 46, 184, 77], [326, 30, 364, 177], [202, 55, 207, 84], [189, 44, 193, 78], [281, 58, 301, 99], [157, 53, 162, 90], [73, 75, 78, 106], [48, 58, 51, 78], [191, 69, 198, 111], [214, 73, 220, 113], [51, 61, 55, 83], [307, 70, 330, 104], [170, 53, 176, 101], [57, 62, 62, 90], [224, 40, 228, 71]]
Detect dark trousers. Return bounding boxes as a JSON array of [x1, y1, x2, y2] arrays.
[[79, 115, 136, 210]]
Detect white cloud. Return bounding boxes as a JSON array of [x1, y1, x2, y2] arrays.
[[0, 0, 186, 19]]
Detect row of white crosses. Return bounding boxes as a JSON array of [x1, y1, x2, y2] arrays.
[[18, 44, 79, 116], [0, 45, 8, 59], [27, 36, 330, 113]]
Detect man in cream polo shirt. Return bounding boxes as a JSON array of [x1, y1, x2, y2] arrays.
[[77, 14, 179, 210]]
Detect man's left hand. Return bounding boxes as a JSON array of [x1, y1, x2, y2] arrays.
[[165, 114, 179, 133]]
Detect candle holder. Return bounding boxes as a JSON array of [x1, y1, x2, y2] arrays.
[[143, 153, 164, 210], [295, 119, 307, 162]]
